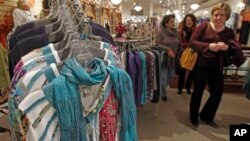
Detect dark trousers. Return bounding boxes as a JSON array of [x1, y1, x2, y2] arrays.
[[190, 66, 224, 123], [177, 69, 194, 91], [185, 70, 194, 90]]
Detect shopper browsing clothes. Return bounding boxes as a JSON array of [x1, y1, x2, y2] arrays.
[[156, 14, 182, 101], [176, 14, 197, 95], [12, 0, 35, 27], [189, 3, 245, 128]]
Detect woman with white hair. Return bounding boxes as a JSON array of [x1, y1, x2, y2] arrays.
[[12, 0, 35, 27]]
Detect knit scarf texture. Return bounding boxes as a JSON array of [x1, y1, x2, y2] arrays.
[[162, 27, 178, 37], [53, 58, 106, 141], [53, 58, 137, 141], [106, 65, 137, 141]]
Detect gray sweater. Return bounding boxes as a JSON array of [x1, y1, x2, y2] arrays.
[[156, 28, 182, 68]]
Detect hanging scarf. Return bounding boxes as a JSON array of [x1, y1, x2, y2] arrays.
[[106, 65, 137, 141], [53, 58, 107, 141]]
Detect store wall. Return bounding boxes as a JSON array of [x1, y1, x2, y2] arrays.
[[121, 0, 152, 22], [194, 0, 244, 18]]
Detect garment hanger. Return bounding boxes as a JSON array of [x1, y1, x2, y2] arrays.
[[44, 17, 62, 33], [33, 6, 62, 28], [56, 39, 108, 71], [48, 21, 65, 43], [54, 32, 79, 50]]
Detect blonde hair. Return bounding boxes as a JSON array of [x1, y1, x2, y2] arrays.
[[17, 0, 29, 9], [211, 2, 231, 20]]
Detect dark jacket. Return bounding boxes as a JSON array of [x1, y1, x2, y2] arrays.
[[189, 22, 244, 69]]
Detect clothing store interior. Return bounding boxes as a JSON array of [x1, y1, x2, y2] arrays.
[[0, 0, 250, 140]]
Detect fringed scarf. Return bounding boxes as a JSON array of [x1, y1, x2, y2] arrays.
[[106, 65, 138, 141], [53, 58, 137, 141], [53, 58, 107, 141]]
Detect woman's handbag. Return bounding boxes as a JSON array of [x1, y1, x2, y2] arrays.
[[180, 23, 210, 70], [180, 47, 197, 70]]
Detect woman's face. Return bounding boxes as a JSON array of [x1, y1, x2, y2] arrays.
[[19, 0, 30, 10], [212, 8, 227, 27], [185, 16, 194, 28], [165, 18, 175, 29]]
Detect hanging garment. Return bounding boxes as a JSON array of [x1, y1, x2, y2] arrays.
[[0, 43, 10, 89], [90, 21, 114, 45], [0, 43, 10, 118], [0, 33, 7, 48], [138, 51, 147, 105], [12, 51, 61, 87], [150, 50, 162, 103], [126, 51, 137, 103], [9, 34, 51, 78], [142, 51, 154, 101], [99, 90, 118, 141], [106, 65, 137, 141], [8, 64, 60, 140], [133, 51, 143, 106]]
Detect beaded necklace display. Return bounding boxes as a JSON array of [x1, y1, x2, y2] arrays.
[[83, 85, 105, 115]]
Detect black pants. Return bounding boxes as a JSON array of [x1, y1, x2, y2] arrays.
[[177, 68, 194, 91], [190, 66, 224, 123]]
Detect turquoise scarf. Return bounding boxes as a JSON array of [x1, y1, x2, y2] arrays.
[[53, 58, 106, 141], [107, 65, 138, 141]]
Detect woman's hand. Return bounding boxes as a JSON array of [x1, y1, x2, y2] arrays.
[[208, 43, 220, 52], [217, 42, 229, 51], [167, 48, 175, 57]]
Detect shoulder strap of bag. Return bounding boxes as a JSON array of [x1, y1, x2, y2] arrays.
[[187, 22, 210, 49], [201, 22, 210, 41]]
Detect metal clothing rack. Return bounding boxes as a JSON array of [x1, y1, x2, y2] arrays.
[[114, 38, 151, 52]]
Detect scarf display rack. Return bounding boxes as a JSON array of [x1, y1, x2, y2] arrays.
[[7, 0, 137, 141]]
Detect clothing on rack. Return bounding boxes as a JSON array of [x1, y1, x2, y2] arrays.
[[0, 43, 10, 116], [0, 43, 10, 89], [116, 39, 163, 104], [8, 2, 137, 141]]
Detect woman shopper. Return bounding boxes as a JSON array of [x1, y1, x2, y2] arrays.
[[176, 14, 197, 95], [156, 14, 182, 101], [189, 3, 238, 128], [12, 0, 35, 27]]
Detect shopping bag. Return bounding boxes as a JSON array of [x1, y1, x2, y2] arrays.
[[180, 47, 197, 71]]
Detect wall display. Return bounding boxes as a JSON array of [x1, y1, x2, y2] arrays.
[[82, 0, 122, 34], [125, 18, 157, 45], [83, 2, 97, 22], [112, 11, 122, 33], [101, 8, 111, 32]]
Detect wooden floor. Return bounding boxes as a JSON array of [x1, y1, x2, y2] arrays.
[[1, 88, 249, 141]]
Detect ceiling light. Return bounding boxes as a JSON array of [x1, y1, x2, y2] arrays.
[[190, 3, 200, 10], [173, 10, 180, 14], [166, 10, 172, 15], [203, 10, 208, 14], [237, 2, 245, 7], [111, 0, 122, 5], [159, 0, 162, 3], [134, 5, 142, 11]]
